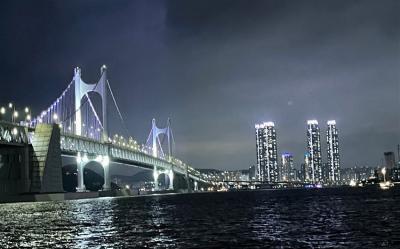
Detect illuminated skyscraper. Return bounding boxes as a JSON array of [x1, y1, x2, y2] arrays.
[[304, 152, 311, 182], [255, 122, 278, 182], [306, 120, 322, 183], [281, 153, 294, 182], [326, 120, 340, 183]]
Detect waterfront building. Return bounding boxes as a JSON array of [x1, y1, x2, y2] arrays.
[[322, 163, 329, 183], [294, 169, 304, 182], [341, 166, 376, 184], [255, 122, 278, 182], [281, 153, 294, 182], [249, 165, 257, 181], [391, 167, 400, 182], [326, 120, 340, 184], [384, 152, 396, 169], [306, 120, 322, 183], [300, 162, 307, 182], [303, 153, 312, 182], [298, 167, 305, 182]]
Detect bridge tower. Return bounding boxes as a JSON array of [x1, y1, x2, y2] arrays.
[[74, 66, 110, 191], [73, 66, 108, 142], [147, 118, 174, 190]]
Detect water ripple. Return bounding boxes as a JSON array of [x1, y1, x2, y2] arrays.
[[0, 188, 399, 248]]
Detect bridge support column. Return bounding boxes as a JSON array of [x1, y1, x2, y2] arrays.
[[102, 157, 111, 191], [168, 169, 174, 190], [186, 164, 191, 193], [76, 152, 86, 192], [153, 167, 159, 191], [194, 181, 198, 191]]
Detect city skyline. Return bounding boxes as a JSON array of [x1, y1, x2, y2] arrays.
[[255, 119, 344, 183], [0, 1, 398, 172]]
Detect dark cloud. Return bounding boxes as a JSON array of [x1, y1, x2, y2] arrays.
[[0, 0, 399, 172]]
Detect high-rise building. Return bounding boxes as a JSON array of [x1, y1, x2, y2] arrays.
[[326, 120, 340, 183], [304, 152, 311, 182], [300, 162, 307, 182], [255, 122, 278, 182], [281, 153, 294, 182], [306, 120, 322, 183], [384, 152, 396, 169], [322, 163, 330, 183]]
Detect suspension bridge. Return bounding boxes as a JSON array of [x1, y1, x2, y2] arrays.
[[0, 66, 210, 194]]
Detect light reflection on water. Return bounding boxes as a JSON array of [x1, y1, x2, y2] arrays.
[[0, 188, 399, 248]]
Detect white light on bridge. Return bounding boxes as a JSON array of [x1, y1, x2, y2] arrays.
[[12, 127, 18, 135], [53, 113, 58, 121], [0, 107, 5, 114], [95, 155, 103, 162], [82, 154, 89, 163], [76, 153, 82, 163], [102, 156, 110, 166]]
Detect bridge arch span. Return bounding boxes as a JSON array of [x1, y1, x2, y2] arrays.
[[76, 152, 110, 191], [154, 169, 174, 190]]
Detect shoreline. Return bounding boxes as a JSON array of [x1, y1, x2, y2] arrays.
[[2, 184, 398, 204], [0, 189, 179, 204]]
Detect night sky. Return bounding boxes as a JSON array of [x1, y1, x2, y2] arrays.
[[0, 0, 399, 172]]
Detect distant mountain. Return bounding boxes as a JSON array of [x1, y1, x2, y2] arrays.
[[197, 168, 223, 174], [62, 164, 105, 192]]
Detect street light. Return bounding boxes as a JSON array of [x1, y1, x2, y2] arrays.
[[0, 107, 5, 121], [24, 107, 29, 113], [13, 110, 18, 123], [0, 107, 5, 115], [381, 167, 386, 182]]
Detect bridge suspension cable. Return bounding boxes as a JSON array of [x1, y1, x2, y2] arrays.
[[29, 69, 104, 140]]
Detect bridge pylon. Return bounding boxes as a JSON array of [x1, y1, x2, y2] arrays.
[[146, 118, 175, 190], [73, 65, 108, 142]]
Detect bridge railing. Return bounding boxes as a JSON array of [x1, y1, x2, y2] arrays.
[[60, 131, 207, 182], [105, 133, 204, 178], [0, 121, 30, 145], [61, 133, 202, 175]]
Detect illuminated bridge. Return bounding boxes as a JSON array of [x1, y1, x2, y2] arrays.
[[0, 66, 209, 194]]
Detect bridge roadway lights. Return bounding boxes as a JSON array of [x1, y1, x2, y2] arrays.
[[76, 152, 111, 192]]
